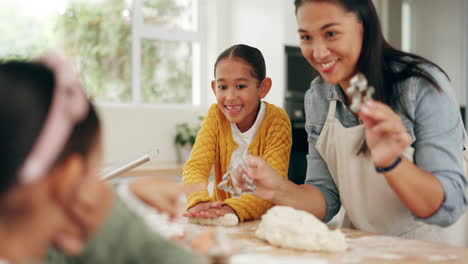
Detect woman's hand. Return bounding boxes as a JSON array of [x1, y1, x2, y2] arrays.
[[130, 177, 184, 219], [243, 156, 285, 202], [359, 100, 412, 167]]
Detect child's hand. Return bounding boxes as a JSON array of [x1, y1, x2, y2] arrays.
[[192, 205, 236, 218], [196, 204, 237, 218], [130, 177, 184, 219], [183, 201, 223, 217]]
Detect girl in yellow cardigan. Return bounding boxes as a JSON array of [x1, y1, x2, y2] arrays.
[[182, 44, 292, 222]]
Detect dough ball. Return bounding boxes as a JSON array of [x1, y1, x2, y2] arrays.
[[256, 206, 347, 252]]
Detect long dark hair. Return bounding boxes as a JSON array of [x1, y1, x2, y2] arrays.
[[214, 44, 267, 83], [294, 0, 448, 109], [0, 61, 100, 196]]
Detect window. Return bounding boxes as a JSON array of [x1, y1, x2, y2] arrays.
[[0, 0, 202, 105]]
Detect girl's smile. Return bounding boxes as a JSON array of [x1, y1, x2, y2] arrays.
[[211, 57, 270, 132]]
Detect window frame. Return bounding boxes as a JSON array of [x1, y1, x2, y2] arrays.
[[129, 0, 205, 107]]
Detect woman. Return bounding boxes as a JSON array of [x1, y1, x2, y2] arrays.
[[243, 0, 468, 246]]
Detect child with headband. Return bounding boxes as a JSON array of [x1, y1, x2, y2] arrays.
[[0, 53, 206, 264]]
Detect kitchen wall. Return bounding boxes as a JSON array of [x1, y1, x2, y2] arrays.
[[406, 0, 466, 106]]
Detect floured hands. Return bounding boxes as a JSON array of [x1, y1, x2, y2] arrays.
[[183, 201, 236, 218]]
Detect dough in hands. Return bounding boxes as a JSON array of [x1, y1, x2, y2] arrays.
[[256, 206, 348, 252], [188, 213, 239, 226]]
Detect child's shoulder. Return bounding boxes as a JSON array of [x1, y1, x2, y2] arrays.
[[206, 103, 223, 118], [263, 101, 289, 117], [205, 103, 228, 126], [262, 101, 290, 125]]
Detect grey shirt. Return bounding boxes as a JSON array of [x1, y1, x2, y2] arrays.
[[47, 193, 207, 264], [304, 63, 467, 227]]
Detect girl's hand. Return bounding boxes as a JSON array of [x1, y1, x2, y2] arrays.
[[188, 204, 236, 218], [183, 201, 223, 217], [359, 100, 412, 167], [244, 156, 284, 202]]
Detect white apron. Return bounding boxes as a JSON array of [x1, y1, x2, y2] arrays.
[[315, 100, 468, 246]]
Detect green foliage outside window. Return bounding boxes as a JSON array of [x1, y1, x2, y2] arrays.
[[55, 0, 133, 102], [0, 0, 194, 104], [54, 0, 193, 103]]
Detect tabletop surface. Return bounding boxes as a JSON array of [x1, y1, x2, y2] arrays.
[[189, 220, 468, 264], [116, 169, 468, 263]]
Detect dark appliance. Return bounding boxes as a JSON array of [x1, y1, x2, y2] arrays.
[[284, 45, 318, 184]]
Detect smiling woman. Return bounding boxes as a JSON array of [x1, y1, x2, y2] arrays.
[[296, 1, 363, 89], [239, 0, 468, 247]]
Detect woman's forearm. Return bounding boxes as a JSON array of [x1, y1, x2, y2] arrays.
[[383, 157, 444, 218], [273, 180, 328, 221]]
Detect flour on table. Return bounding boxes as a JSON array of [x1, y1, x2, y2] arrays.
[[256, 206, 348, 252], [189, 213, 239, 226], [116, 182, 185, 237]]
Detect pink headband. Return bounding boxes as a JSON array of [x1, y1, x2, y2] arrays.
[[18, 52, 89, 184]]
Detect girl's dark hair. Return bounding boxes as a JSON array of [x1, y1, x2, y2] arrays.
[[214, 44, 266, 82], [0, 61, 100, 195], [294, 0, 448, 109]]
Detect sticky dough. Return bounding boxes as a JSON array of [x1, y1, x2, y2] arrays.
[[256, 206, 348, 252], [188, 213, 239, 226]]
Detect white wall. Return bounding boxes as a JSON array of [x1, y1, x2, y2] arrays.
[[407, 0, 466, 106], [97, 104, 205, 166], [227, 0, 286, 107], [285, 1, 300, 47]]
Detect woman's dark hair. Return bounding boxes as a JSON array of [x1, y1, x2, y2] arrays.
[[294, 0, 448, 109], [214, 44, 267, 83], [0, 61, 100, 195]]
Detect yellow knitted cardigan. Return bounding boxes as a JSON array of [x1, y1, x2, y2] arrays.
[[182, 101, 292, 222]]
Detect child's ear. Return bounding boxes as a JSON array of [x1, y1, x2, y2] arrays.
[[49, 154, 84, 205], [258, 77, 272, 98], [211, 80, 217, 96]]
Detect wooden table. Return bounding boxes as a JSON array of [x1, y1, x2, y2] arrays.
[[111, 162, 183, 178], [191, 220, 468, 264]]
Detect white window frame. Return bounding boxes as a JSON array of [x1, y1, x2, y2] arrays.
[[131, 0, 204, 107]]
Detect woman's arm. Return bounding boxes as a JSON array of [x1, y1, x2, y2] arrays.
[[244, 156, 328, 220], [241, 101, 340, 222], [359, 74, 467, 225]]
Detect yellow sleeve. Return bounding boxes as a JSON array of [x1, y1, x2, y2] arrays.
[[223, 107, 292, 221], [182, 105, 219, 209]]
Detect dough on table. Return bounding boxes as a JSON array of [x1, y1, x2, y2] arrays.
[[256, 206, 348, 252], [188, 213, 239, 226]]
